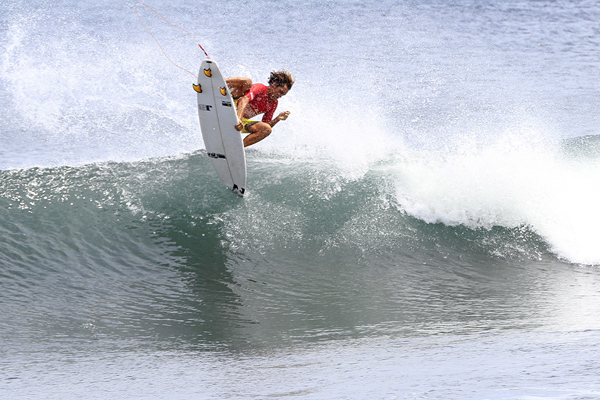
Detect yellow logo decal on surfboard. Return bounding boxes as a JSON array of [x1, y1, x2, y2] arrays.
[[204, 68, 212, 77], [193, 83, 202, 93], [220, 87, 227, 96]]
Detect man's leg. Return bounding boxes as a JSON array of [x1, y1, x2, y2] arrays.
[[243, 122, 272, 147], [226, 77, 252, 99]]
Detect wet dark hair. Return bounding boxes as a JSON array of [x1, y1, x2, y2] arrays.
[[268, 69, 295, 89]]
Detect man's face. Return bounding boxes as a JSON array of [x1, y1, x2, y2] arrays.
[[268, 84, 289, 100]]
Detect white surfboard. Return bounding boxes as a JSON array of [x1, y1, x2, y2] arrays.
[[194, 59, 246, 196]]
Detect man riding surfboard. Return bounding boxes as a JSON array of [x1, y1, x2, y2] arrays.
[[226, 69, 294, 147]]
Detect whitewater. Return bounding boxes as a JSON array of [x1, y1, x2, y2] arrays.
[[2, 0, 600, 399]]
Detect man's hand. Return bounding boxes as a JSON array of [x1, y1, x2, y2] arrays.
[[235, 121, 244, 131], [277, 111, 290, 121], [267, 111, 291, 128]]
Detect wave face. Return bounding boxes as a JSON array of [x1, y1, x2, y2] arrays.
[[1, 142, 588, 281]]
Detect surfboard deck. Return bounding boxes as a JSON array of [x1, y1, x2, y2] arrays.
[[194, 59, 246, 196]]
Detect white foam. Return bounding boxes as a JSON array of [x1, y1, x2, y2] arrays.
[[392, 128, 600, 265], [1, 10, 201, 168]]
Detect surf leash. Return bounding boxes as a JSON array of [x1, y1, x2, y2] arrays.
[[134, 2, 210, 78]]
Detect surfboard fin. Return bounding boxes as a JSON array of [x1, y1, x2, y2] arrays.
[[193, 83, 202, 93], [203, 68, 212, 77]]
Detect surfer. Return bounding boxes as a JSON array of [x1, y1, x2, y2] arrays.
[[226, 70, 294, 147]]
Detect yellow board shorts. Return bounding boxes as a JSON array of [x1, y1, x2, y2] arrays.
[[234, 99, 258, 134]]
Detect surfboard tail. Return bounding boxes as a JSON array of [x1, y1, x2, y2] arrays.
[[232, 184, 246, 197]]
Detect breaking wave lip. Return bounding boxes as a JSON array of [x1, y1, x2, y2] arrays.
[[389, 134, 600, 266]]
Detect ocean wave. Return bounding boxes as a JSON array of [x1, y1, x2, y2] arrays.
[[0, 149, 575, 279]]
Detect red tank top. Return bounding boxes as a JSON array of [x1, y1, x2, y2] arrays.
[[242, 83, 278, 123]]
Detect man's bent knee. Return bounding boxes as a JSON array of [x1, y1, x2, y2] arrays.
[[243, 123, 272, 147], [250, 122, 272, 136]]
